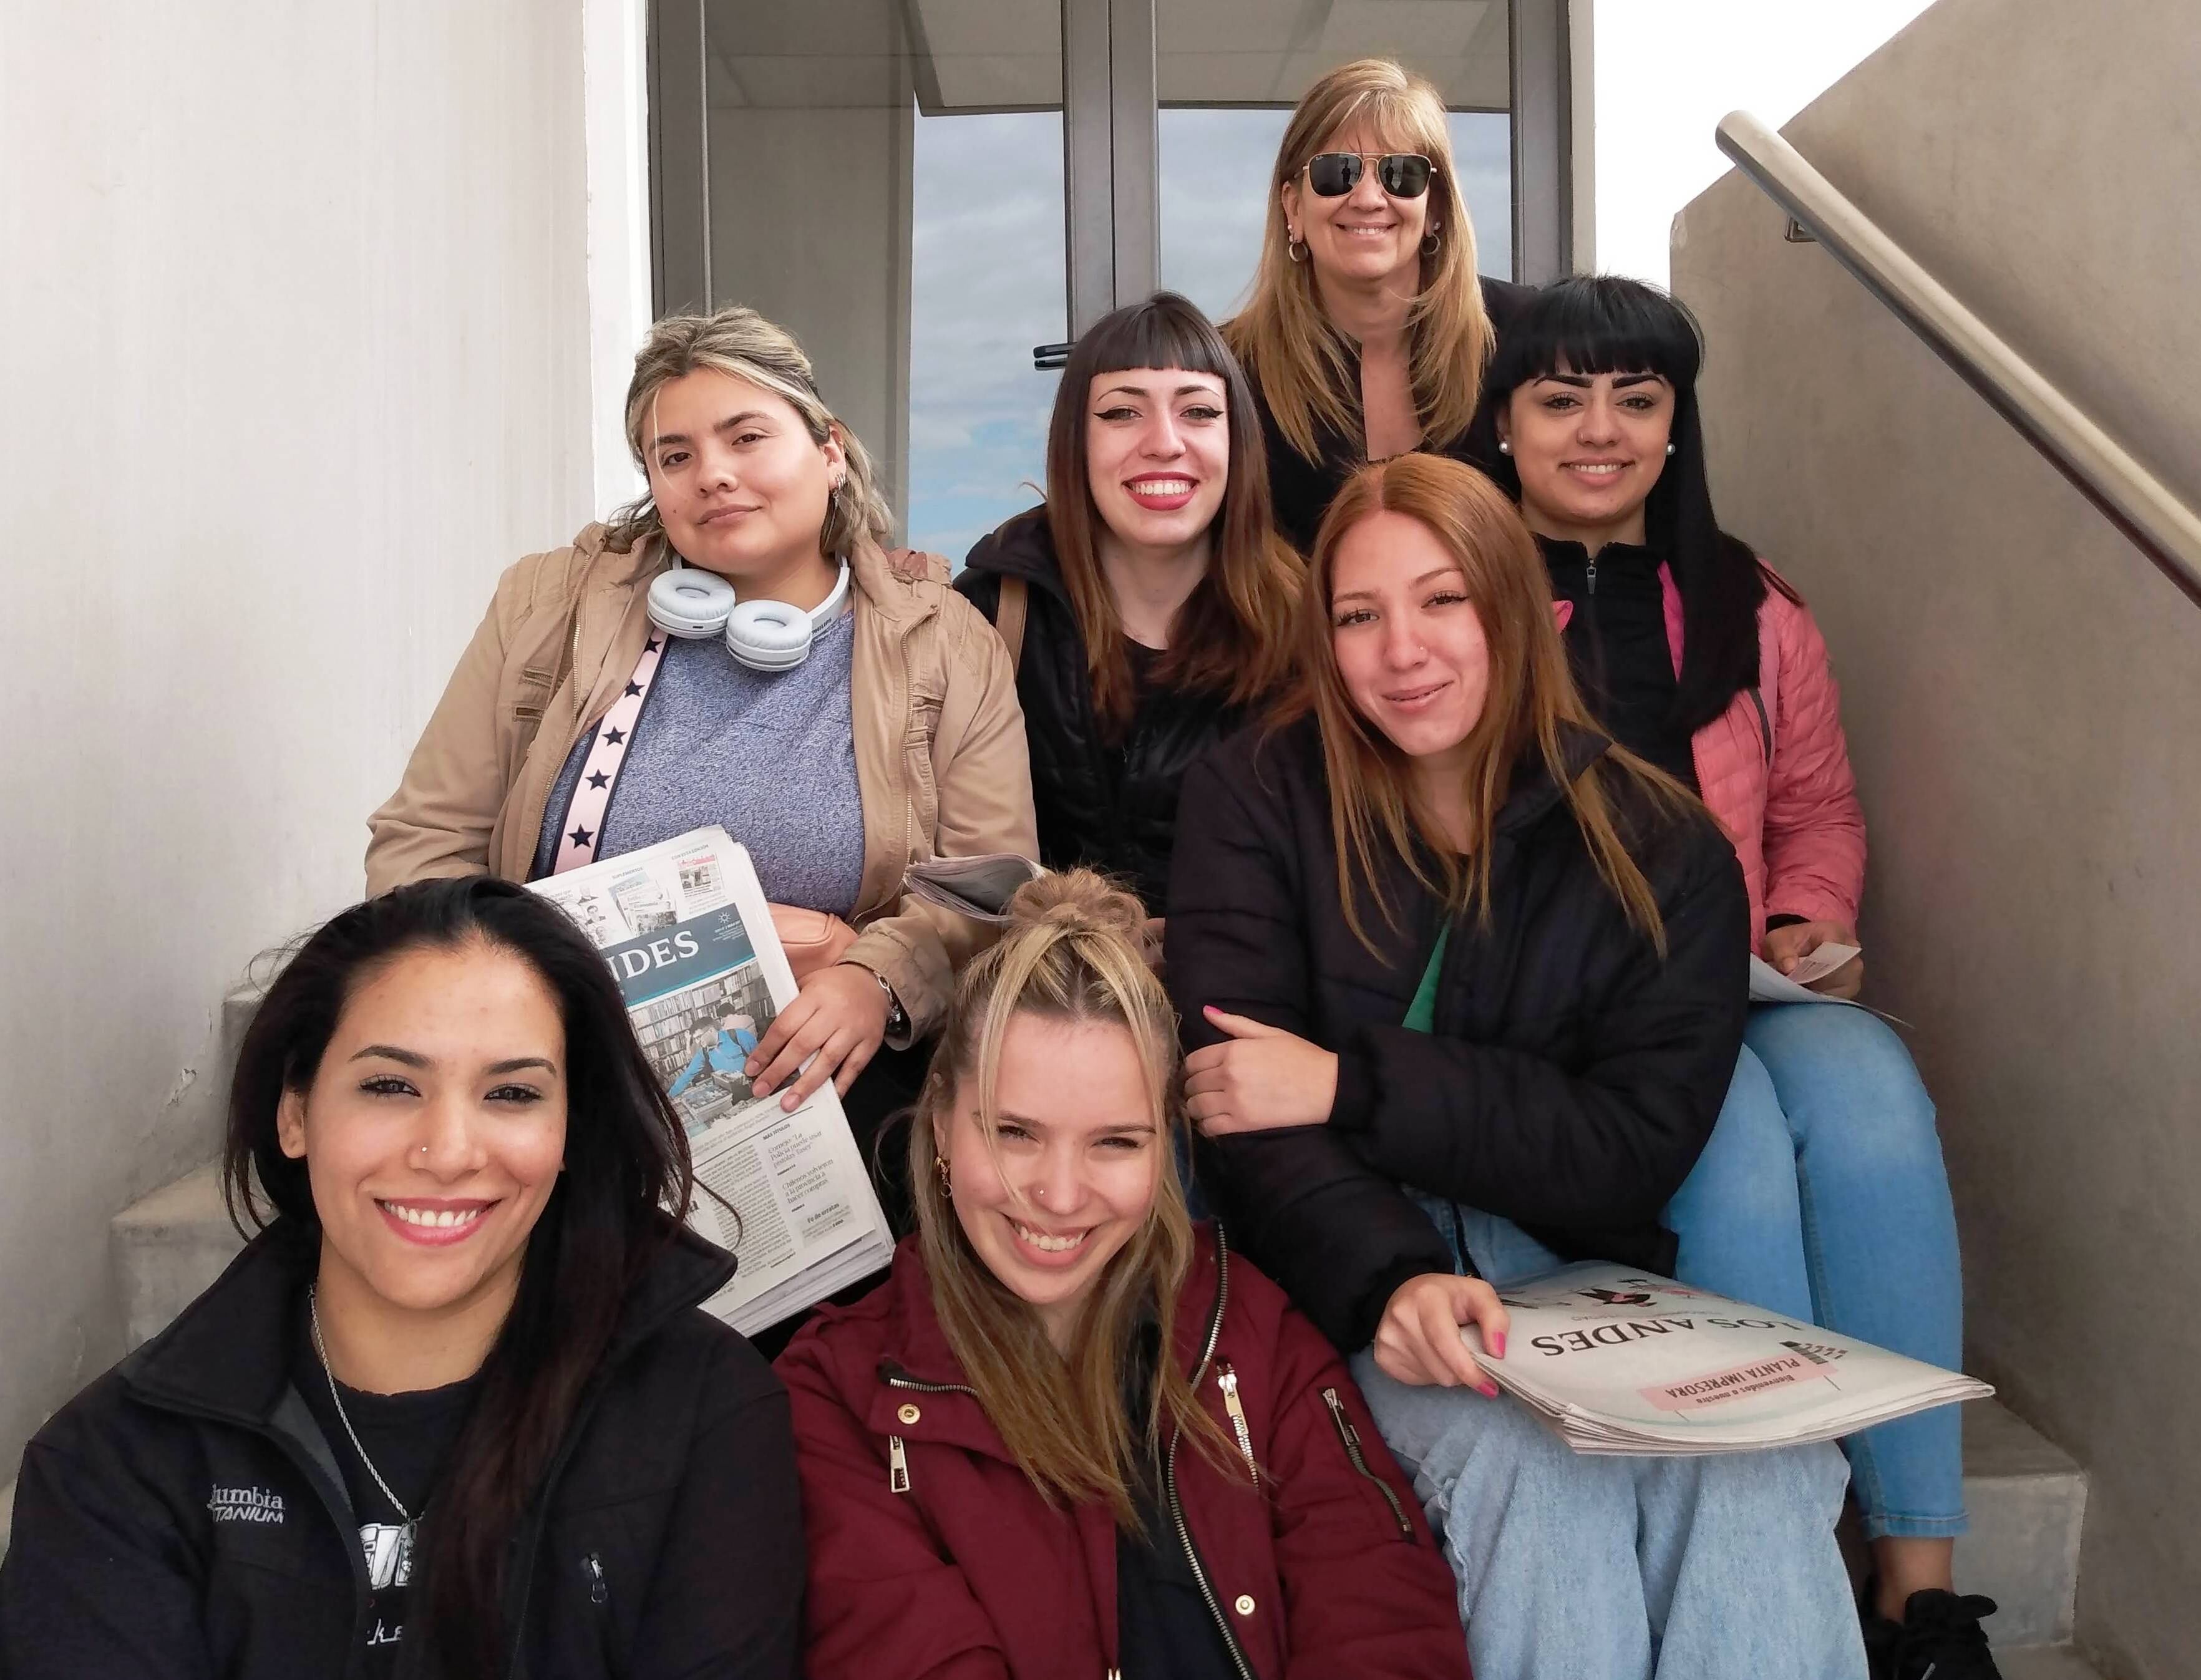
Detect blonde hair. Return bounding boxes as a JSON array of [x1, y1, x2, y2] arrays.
[[605, 306, 893, 556], [1223, 57, 1495, 464], [1291, 454, 1694, 951], [906, 869, 1243, 1528]]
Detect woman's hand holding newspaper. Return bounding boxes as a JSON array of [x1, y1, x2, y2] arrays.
[[1374, 1274, 1511, 1396], [747, 962, 890, 1110]]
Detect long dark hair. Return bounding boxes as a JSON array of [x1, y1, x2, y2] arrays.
[[224, 876, 692, 1678], [1484, 274, 1797, 736], [1044, 291, 1300, 736]]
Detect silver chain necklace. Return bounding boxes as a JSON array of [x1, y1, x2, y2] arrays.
[[308, 1285, 417, 1526]]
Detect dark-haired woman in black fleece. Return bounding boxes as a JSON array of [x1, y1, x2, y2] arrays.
[[0, 878, 802, 1679], [957, 291, 1300, 916]]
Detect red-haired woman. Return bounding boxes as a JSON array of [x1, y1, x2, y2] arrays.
[[1168, 455, 1867, 1679]]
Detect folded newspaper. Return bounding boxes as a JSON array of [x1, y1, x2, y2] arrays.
[[1474, 1264, 1991, 1455], [530, 827, 893, 1335], [903, 852, 1044, 923]]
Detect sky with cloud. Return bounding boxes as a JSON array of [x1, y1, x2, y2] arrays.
[[904, 107, 1512, 563]]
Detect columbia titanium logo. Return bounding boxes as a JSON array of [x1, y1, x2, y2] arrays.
[[208, 1485, 286, 1525]]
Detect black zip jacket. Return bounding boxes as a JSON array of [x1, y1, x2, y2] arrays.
[[1540, 535, 1701, 790], [1165, 716, 1749, 1352], [1253, 273, 1535, 555], [957, 508, 1260, 910], [0, 1220, 802, 1679]]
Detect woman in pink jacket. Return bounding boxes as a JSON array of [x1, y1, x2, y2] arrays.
[[1487, 277, 1996, 1680]]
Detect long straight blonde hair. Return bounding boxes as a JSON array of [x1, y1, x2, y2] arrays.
[[1224, 57, 1495, 464], [1290, 454, 1695, 951], [905, 870, 1244, 1529]]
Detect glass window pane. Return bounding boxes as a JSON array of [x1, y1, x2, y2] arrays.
[[906, 107, 1064, 560], [1156, 1, 1514, 323], [698, 1, 1066, 555]]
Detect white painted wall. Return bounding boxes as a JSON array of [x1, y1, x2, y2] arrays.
[[0, 1, 598, 1468], [584, 0, 656, 518], [1573, 0, 1936, 286]]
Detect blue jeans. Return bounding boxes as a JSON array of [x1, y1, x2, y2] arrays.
[[1664, 1003, 1967, 1540], [1361, 1205, 1865, 1679]]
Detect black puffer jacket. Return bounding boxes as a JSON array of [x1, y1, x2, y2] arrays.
[[1253, 273, 1536, 555], [0, 1220, 802, 1679], [1166, 715, 1749, 1352], [958, 508, 1259, 910]]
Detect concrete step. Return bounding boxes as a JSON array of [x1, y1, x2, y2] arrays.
[[110, 1162, 245, 1352], [1961, 1399, 2088, 1649], [1998, 1649, 2111, 1679]]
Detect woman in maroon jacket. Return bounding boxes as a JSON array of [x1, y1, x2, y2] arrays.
[[777, 870, 1473, 1680]]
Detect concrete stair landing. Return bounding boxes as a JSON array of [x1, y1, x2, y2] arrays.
[[1961, 1400, 2088, 1649], [109, 1162, 245, 1351]]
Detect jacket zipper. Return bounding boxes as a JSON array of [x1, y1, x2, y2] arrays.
[[1165, 1229, 1258, 1680], [1216, 1364, 1258, 1486], [584, 1551, 608, 1605], [1320, 1388, 1414, 1540], [1583, 556, 1607, 702], [880, 1366, 979, 1496]]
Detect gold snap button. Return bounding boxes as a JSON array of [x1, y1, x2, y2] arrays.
[[896, 1402, 922, 1425], [1233, 1594, 1255, 1616]]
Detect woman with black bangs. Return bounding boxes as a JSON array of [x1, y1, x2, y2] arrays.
[[0, 877, 803, 1679], [957, 291, 1300, 916], [1488, 275, 1993, 1679]]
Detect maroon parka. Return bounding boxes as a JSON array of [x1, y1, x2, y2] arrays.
[[776, 1225, 1472, 1680]]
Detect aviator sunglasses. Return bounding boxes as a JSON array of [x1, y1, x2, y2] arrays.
[[1303, 150, 1434, 198]]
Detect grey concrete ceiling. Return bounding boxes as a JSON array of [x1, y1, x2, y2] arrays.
[[703, 0, 1509, 114]]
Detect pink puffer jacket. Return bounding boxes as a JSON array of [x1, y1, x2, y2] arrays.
[[1559, 565, 1866, 949]]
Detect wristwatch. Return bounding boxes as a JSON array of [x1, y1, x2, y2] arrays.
[[867, 966, 908, 1038]]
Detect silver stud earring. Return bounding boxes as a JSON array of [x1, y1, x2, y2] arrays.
[[1497, 440, 1512, 455], [1665, 443, 1676, 456]]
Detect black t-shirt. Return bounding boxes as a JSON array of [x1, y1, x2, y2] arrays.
[[1540, 536, 1702, 792], [1114, 1324, 1238, 1680], [294, 1329, 479, 1674]]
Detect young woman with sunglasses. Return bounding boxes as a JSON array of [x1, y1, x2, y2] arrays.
[[0, 877, 803, 1677], [1487, 275, 1996, 1680], [777, 869, 1469, 1680], [1224, 57, 1532, 555], [1166, 454, 1867, 1679], [956, 293, 1300, 916], [367, 308, 1037, 1228]]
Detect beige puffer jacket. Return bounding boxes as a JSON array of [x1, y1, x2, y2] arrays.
[[365, 523, 1038, 1042]]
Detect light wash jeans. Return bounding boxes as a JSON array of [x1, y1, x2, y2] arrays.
[[1363, 1205, 1866, 1680], [1664, 1003, 1967, 1540]]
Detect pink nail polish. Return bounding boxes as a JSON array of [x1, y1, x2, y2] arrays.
[[1477, 1379, 1500, 1399], [1490, 1331, 1508, 1359]]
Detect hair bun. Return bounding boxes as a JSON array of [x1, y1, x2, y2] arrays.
[[1006, 868, 1147, 943]]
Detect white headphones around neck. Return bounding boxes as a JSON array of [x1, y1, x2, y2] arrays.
[[646, 556, 852, 672]]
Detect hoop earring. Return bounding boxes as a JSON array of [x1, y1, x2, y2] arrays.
[[935, 1155, 952, 1201], [1286, 235, 1307, 264], [1421, 228, 1442, 256]]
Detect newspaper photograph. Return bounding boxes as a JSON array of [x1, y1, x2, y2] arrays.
[[1473, 1263, 1992, 1455], [531, 827, 893, 1334]]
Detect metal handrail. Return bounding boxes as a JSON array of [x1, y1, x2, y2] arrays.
[[1715, 110, 2201, 610]]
